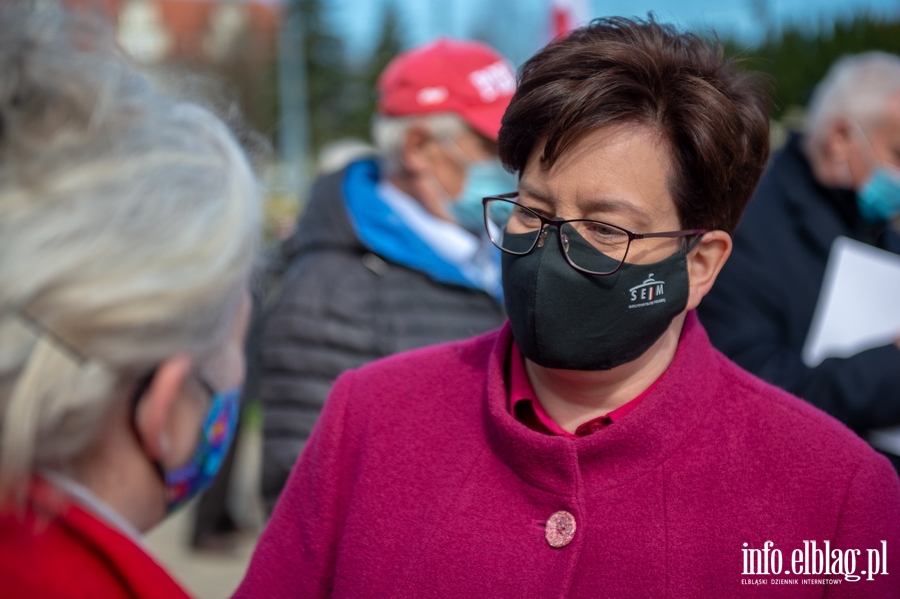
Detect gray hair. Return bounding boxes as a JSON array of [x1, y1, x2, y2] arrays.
[[371, 112, 468, 174], [317, 138, 378, 175], [0, 5, 261, 500], [806, 51, 900, 148]]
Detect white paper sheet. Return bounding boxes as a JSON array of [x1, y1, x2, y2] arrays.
[[802, 236, 900, 367], [801, 236, 900, 455]]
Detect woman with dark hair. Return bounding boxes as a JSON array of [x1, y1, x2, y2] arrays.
[[236, 18, 900, 598]]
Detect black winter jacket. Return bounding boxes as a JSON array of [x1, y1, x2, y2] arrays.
[[260, 166, 505, 510], [698, 134, 900, 434]]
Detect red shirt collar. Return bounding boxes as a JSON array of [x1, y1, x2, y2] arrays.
[[508, 342, 661, 437]]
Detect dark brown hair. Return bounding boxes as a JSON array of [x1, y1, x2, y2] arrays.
[[498, 17, 770, 233]]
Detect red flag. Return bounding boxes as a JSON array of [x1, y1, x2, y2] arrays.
[[550, 0, 590, 40]]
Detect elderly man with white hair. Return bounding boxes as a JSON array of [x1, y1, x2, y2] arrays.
[[699, 51, 900, 466], [259, 39, 516, 510]]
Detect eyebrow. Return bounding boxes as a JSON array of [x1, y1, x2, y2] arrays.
[[516, 181, 554, 208], [517, 180, 651, 225]]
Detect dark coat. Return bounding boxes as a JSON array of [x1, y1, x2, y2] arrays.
[[698, 134, 900, 434], [260, 165, 505, 510]]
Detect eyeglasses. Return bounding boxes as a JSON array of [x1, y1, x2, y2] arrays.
[[482, 193, 708, 275]]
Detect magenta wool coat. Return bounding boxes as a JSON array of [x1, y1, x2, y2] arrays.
[[235, 313, 900, 598]]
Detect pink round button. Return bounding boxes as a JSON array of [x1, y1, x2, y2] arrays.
[[545, 510, 576, 548]]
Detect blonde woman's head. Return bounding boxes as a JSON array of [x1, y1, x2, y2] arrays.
[[0, 5, 261, 503]]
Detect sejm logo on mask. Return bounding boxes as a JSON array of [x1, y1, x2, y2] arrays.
[[628, 274, 666, 309]]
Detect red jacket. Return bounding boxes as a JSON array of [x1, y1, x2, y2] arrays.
[[0, 478, 192, 599], [236, 313, 900, 598]]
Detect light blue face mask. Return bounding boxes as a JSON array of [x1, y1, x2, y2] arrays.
[[851, 121, 900, 223], [448, 159, 518, 234], [857, 167, 900, 223]]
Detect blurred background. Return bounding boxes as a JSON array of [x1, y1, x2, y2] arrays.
[[63, 0, 900, 240], [57, 0, 900, 597]]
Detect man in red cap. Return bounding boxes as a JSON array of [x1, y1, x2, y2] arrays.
[[258, 38, 516, 510]]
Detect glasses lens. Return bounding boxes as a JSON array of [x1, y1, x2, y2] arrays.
[[560, 221, 629, 274], [484, 198, 542, 254]]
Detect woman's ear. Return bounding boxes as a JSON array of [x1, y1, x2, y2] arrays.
[[133, 355, 192, 462], [685, 230, 732, 311]]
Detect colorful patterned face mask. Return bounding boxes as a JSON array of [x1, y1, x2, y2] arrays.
[[163, 384, 241, 512]]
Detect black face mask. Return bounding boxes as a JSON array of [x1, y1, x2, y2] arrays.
[[501, 228, 690, 371]]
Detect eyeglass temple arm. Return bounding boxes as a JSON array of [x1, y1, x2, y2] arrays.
[[634, 229, 708, 239]]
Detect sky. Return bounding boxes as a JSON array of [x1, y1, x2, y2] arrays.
[[328, 0, 900, 66]]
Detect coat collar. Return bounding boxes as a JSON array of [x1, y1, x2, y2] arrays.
[[9, 477, 192, 599], [483, 311, 722, 494]]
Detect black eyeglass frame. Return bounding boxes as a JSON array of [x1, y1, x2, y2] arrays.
[[482, 192, 709, 276]]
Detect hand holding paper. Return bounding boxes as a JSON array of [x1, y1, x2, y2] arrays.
[[802, 236, 900, 455], [802, 236, 900, 367]]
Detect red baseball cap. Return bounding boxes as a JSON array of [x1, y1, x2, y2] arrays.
[[377, 38, 516, 141]]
